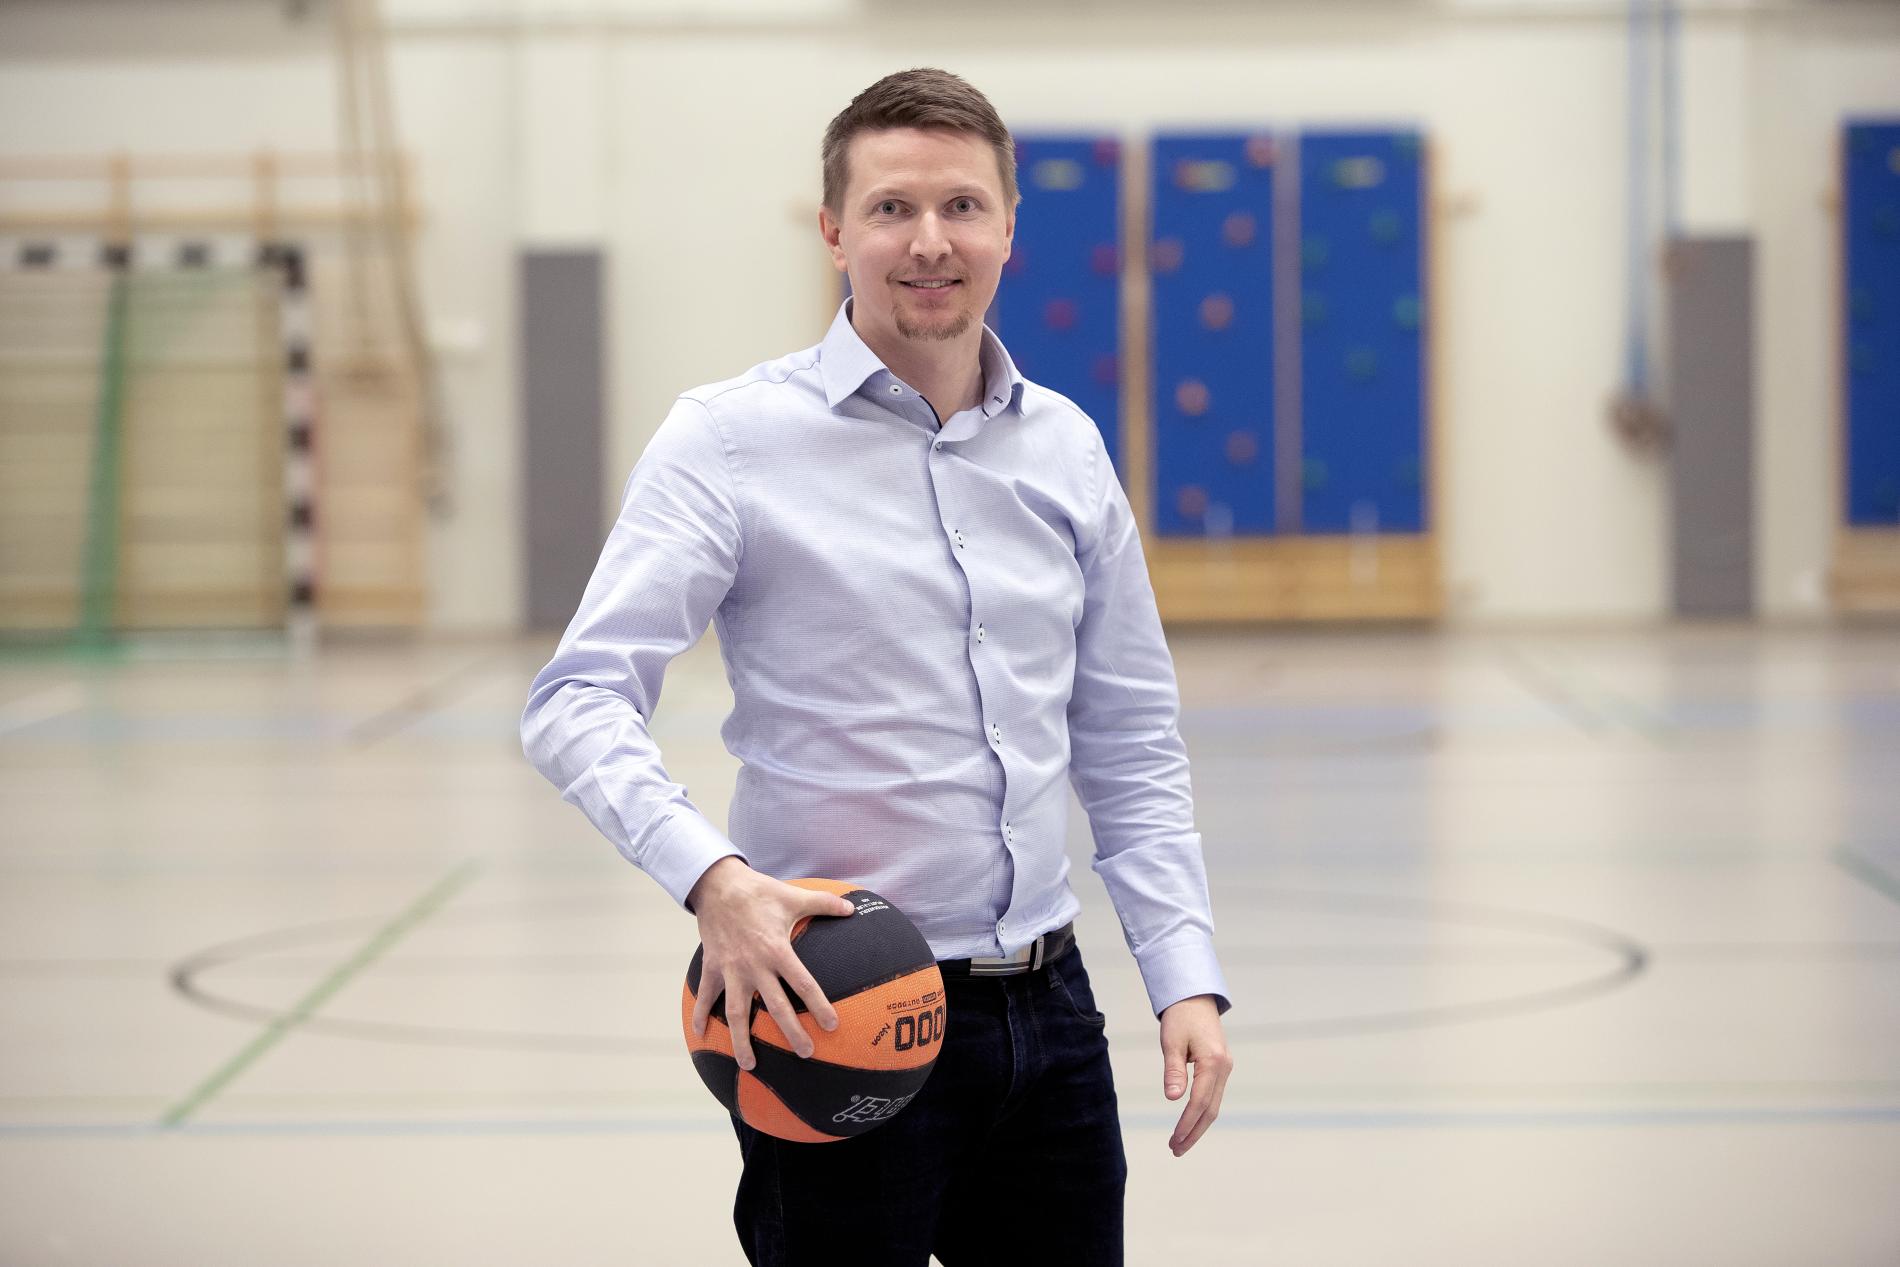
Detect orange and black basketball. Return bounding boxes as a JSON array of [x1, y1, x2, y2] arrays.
[[681, 878, 946, 1143]]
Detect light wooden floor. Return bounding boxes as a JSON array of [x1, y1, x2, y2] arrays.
[[2, 625, 1898, 1265]]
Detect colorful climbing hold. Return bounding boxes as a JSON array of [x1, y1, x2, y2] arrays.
[[1175, 379, 1211, 417], [1200, 293, 1235, 332]]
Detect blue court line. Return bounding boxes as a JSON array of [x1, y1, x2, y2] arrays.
[[11, 697, 1900, 745], [1123, 1106, 1900, 1131], [5, 1105, 1899, 1139]]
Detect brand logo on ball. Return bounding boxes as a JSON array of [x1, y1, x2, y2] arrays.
[[885, 989, 941, 1013], [833, 1093, 915, 1125]]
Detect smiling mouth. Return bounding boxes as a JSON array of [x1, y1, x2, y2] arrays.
[[898, 279, 961, 290]]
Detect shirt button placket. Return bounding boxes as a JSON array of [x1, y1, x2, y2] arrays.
[[919, 410, 1005, 895]]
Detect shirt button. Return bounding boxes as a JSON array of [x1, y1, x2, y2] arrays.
[[989, 723, 1002, 745], [953, 530, 966, 549], [933, 440, 943, 451], [975, 623, 985, 643], [888, 384, 903, 396]]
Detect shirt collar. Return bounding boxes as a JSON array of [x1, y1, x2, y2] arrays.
[[818, 297, 1026, 419]]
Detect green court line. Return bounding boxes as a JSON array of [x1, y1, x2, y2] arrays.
[[1837, 848, 1900, 912], [157, 859, 481, 1129], [1496, 648, 1612, 737], [1502, 647, 1673, 745], [346, 651, 507, 748]]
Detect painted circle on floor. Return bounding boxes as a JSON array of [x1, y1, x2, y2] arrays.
[[168, 889, 1647, 1051]]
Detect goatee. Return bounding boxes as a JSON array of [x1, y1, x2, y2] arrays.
[[895, 310, 973, 342]]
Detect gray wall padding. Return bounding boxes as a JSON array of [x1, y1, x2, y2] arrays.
[[1667, 237, 1755, 619], [521, 249, 605, 632]]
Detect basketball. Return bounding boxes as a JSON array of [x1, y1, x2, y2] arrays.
[[681, 879, 946, 1142]]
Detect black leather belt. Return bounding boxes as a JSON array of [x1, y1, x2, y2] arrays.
[[939, 922, 1075, 978]]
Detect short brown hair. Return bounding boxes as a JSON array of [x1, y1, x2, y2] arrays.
[[821, 68, 1018, 212]]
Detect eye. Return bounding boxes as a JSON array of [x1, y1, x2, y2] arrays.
[[951, 197, 977, 214], [876, 200, 902, 216]]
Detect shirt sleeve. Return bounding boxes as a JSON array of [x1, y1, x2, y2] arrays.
[[520, 396, 746, 910], [1067, 435, 1232, 1019]]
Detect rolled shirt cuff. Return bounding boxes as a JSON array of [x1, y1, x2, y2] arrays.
[[641, 808, 746, 912], [1133, 934, 1232, 1018]]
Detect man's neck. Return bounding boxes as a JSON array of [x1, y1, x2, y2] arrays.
[[857, 320, 986, 425]]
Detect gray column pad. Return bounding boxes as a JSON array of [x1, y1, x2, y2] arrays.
[[520, 249, 606, 632], [1667, 236, 1755, 618]]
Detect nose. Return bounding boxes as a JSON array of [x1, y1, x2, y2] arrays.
[[909, 211, 950, 262]]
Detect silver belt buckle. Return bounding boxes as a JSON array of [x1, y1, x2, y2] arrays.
[[969, 932, 1042, 977]]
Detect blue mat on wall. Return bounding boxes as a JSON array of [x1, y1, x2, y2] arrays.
[[993, 135, 1125, 475], [1845, 119, 1900, 527], [1298, 130, 1428, 535], [1150, 132, 1279, 537]]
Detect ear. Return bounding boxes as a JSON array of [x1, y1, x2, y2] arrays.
[[817, 204, 849, 274], [1002, 200, 1017, 264]]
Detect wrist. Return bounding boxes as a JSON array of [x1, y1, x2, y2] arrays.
[[686, 855, 748, 914]]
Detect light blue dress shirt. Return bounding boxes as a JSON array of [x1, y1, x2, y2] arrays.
[[522, 301, 1228, 1017]]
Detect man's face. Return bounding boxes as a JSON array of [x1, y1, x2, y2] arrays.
[[820, 127, 1015, 351]]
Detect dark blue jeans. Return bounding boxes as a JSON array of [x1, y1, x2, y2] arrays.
[[730, 942, 1127, 1266]]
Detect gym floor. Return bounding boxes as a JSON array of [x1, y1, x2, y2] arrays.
[[2, 625, 1897, 1265]]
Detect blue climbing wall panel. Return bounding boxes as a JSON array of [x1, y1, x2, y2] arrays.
[[1298, 130, 1427, 534], [994, 135, 1124, 475], [1150, 133, 1278, 537], [1845, 119, 1900, 526]]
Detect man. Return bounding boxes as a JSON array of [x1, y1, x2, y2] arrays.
[[522, 67, 1231, 1267]]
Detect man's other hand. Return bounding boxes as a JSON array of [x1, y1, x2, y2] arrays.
[[1158, 994, 1232, 1157]]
